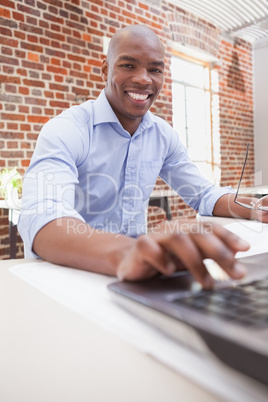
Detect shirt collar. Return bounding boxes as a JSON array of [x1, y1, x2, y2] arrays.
[[93, 89, 119, 125], [93, 89, 155, 133]]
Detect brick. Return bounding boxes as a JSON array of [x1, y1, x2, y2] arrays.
[[17, 68, 27, 76], [45, 48, 66, 58], [20, 141, 31, 149], [26, 134, 38, 141], [12, 11, 24, 22], [17, 3, 40, 17], [82, 33, 92, 42], [0, 132, 24, 139], [15, 50, 26, 58], [1, 150, 24, 158], [51, 58, 61, 66], [49, 100, 70, 108], [67, 54, 86, 63], [139, 2, 148, 10], [0, 26, 12, 36], [39, 20, 49, 29], [43, 12, 64, 24], [7, 141, 18, 148], [21, 60, 44, 70], [67, 36, 86, 47], [0, 8, 11, 18], [44, 91, 54, 98], [0, 93, 22, 104], [14, 30, 26, 40], [0, 75, 20, 84], [0, 36, 18, 47], [19, 22, 43, 35], [21, 41, 43, 53], [19, 105, 30, 114], [21, 159, 31, 167], [1, 0, 15, 9], [23, 79, 45, 87], [54, 75, 63, 83], [20, 124, 31, 131], [47, 65, 68, 75], [2, 47, 12, 57], [26, 16, 38, 26], [65, 3, 83, 15], [1, 113, 25, 121], [0, 16, 17, 29], [5, 84, 17, 93], [27, 115, 49, 123], [28, 52, 39, 62]]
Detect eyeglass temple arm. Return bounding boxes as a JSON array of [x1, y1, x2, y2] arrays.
[[235, 143, 250, 201]]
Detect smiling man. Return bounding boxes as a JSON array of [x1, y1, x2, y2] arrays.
[[18, 25, 268, 288], [102, 25, 165, 134]]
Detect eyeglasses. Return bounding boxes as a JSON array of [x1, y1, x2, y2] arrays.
[[234, 143, 268, 211]]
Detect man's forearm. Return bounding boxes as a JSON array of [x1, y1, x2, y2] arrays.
[[33, 217, 135, 276], [212, 193, 258, 220]]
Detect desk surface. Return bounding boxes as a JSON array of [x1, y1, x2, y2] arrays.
[[0, 198, 21, 210], [238, 185, 268, 196], [0, 259, 222, 402]]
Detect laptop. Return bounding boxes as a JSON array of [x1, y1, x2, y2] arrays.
[[108, 252, 268, 387]]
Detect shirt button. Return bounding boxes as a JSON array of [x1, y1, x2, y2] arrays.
[[121, 225, 128, 234]]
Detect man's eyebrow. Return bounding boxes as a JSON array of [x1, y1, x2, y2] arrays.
[[117, 55, 138, 63], [117, 55, 165, 68], [150, 60, 165, 68]]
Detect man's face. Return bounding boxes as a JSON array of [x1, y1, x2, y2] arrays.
[[102, 33, 165, 134]]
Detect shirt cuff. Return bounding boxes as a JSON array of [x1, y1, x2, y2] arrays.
[[18, 202, 85, 259], [198, 186, 235, 216]]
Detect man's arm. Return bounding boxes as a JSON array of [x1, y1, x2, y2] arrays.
[[33, 217, 134, 277], [213, 193, 268, 223], [33, 216, 250, 289]]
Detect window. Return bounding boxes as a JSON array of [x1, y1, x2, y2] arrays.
[[171, 55, 220, 185]]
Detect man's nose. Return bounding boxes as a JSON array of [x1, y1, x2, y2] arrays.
[[132, 68, 152, 85]]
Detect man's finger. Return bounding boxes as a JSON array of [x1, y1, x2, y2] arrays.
[[159, 233, 213, 288]]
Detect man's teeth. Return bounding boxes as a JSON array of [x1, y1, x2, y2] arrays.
[[128, 92, 148, 100]]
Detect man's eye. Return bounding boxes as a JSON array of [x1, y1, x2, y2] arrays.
[[150, 68, 163, 74], [121, 64, 134, 69]]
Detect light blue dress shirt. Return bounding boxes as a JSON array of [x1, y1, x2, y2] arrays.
[[18, 90, 233, 258]]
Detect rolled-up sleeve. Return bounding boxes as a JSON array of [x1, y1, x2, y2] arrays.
[[18, 116, 88, 258]]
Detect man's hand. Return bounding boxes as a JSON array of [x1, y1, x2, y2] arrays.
[[252, 195, 268, 223], [213, 193, 268, 223], [116, 219, 250, 288]]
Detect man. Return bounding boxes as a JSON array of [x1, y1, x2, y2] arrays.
[[18, 25, 268, 288]]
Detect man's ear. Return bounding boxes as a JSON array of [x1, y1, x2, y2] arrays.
[[101, 58, 108, 82]]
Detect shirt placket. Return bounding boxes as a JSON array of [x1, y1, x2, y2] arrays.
[[120, 134, 142, 235]]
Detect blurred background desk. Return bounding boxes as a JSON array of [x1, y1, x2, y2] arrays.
[[239, 185, 268, 198], [149, 189, 177, 220], [0, 200, 20, 259]]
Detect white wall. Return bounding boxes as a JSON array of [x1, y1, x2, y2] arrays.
[[254, 36, 268, 185]]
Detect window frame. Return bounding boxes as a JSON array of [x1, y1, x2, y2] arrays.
[[171, 50, 219, 184]]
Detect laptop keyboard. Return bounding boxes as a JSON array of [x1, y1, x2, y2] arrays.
[[173, 277, 268, 328]]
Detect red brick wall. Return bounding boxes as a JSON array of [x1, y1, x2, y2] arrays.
[[0, 0, 254, 258], [218, 39, 254, 188]]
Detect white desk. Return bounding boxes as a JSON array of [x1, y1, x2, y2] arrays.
[[0, 259, 223, 402], [239, 185, 268, 198]]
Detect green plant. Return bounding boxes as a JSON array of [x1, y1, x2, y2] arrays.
[[0, 168, 22, 199]]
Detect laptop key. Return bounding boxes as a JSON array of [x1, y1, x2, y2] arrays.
[[173, 278, 268, 328]]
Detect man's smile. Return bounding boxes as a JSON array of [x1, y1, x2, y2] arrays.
[[126, 91, 151, 101]]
